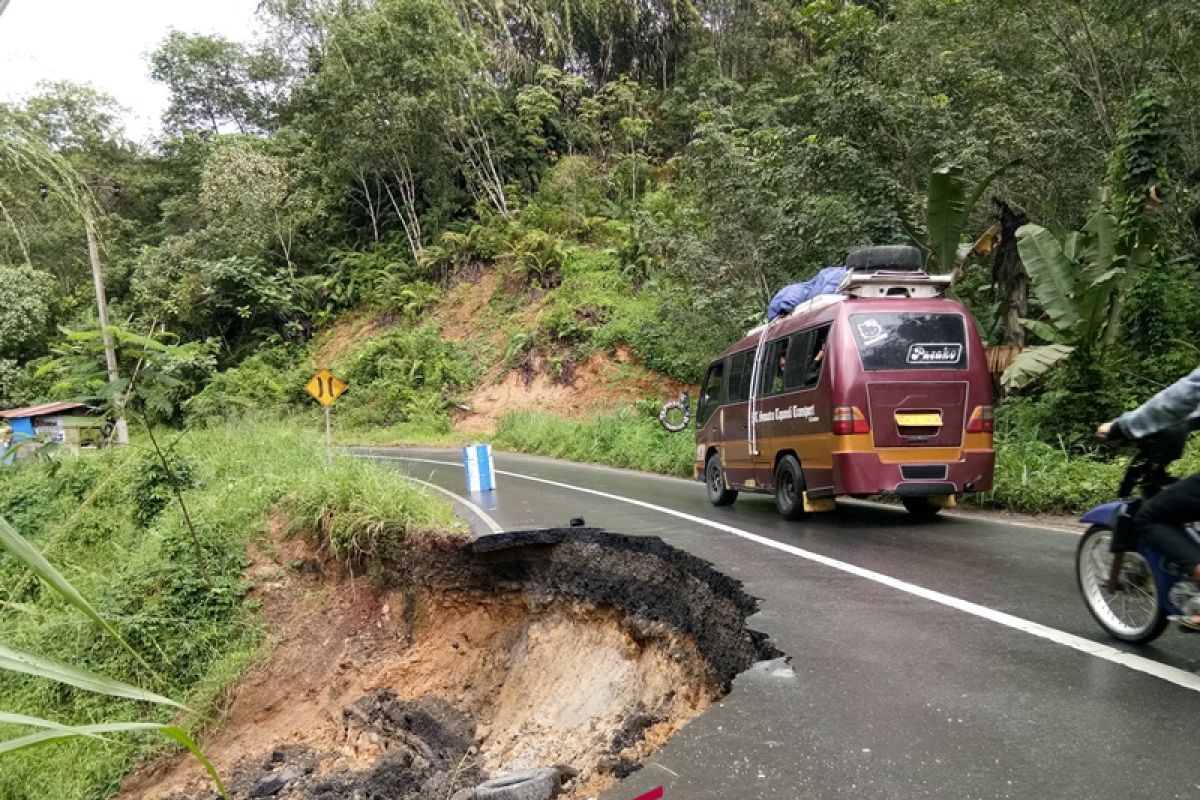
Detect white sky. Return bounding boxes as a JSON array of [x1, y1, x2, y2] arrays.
[[0, 0, 263, 143]]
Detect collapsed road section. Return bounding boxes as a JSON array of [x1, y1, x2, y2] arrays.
[[123, 528, 782, 800]]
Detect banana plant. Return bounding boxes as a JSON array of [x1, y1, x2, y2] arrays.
[[908, 162, 1017, 279], [1001, 211, 1124, 390]]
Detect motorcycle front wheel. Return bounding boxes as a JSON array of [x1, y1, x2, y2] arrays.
[[1076, 525, 1168, 644]]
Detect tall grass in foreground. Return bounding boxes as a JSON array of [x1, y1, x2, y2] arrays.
[[494, 402, 695, 477], [0, 518, 227, 798], [0, 420, 461, 800]]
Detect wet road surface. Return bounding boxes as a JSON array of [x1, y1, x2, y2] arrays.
[[357, 447, 1200, 800]]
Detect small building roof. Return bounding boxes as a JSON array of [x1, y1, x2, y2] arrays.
[[0, 402, 89, 420]]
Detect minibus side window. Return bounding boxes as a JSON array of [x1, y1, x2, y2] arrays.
[[802, 325, 831, 389], [782, 331, 813, 390], [698, 362, 725, 425], [761, 338, 790, 396], [729, 351, 753, 402]]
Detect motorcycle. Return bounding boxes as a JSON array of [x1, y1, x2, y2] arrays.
[[1076, 424, 1200, 643]]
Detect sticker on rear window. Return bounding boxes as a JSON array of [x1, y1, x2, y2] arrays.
[[856, 318, 887, 345], [906, 343, 962, 365]]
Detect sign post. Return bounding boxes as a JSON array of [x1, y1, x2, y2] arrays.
[[305, 369, 348, 463]]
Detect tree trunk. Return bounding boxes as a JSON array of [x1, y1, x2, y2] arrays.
[[992, 198, 1029, 348]]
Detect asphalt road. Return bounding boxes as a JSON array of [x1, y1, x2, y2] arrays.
[[358, 447, 1200, 800]]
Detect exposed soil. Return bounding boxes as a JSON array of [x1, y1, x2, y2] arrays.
[[431, 271, 503, 344], [312, 315, 385, 368], [120, 529, 777, 800], [457, 347, 690, 434], [428, 269, 690, 434]]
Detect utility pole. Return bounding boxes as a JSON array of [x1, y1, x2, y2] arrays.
[[38, 176, 129, 445], [83, 208, 128, 445]]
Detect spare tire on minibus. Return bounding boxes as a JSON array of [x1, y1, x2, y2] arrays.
[[845, 245, 924, 272]]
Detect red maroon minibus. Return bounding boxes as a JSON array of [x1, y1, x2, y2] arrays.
[[694, 252, 995, 519]]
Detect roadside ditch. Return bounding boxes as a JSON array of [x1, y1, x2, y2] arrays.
[[119, 527, 781, 800]]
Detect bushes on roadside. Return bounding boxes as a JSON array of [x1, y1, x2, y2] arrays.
[[494, 399, 694, 476], [334, 325, 475, 427], [186, 344, 310, 422]]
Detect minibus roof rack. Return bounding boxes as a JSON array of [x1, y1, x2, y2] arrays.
[[839, 269, 950, 299]]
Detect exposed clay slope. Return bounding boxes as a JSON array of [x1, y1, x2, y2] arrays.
[[430, 270, 689, 434], [120, 529, 778, 800]]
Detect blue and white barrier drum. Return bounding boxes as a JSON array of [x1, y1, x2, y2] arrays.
[[462, 443, 496, 493]]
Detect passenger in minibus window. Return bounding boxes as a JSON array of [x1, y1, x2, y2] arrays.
[[773, 343, 788, 393], [806, 332, 828, 387]]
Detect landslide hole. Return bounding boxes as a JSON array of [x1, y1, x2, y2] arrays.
[[122, 529, 781, 800]]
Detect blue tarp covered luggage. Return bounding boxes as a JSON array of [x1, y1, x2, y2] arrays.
[[767, 266, 847, 321]]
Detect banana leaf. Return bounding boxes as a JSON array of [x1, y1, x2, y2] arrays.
[[1019, 318, 1065, 344], [1001, 344, 1076, 390], [1016, 224, 1079, 334], [925, 166, 965, 272]]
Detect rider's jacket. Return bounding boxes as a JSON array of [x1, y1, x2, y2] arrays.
[[1116, 366, 1200, 439]]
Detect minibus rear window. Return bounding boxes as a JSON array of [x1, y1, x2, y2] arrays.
[[849, 313, 967, 371]]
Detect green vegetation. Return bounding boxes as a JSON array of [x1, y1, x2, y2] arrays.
[[2, 0, 1196, 428], [0, 518, 227, 799], [494, 402, 695, 478], [0, 422, 460, 799], [1, 9, 1200, 791]]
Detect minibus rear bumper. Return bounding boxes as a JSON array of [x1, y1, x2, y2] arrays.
[[832, 449, 995, 496]]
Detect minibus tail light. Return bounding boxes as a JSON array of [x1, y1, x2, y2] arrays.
[[833, 406, 869, 435], [966, 405, 994, 433]]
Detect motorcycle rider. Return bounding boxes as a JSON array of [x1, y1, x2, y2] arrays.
[[1098, 365, 1200, 630]]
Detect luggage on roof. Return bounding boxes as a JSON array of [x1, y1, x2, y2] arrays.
[[767, 266, 847, 321], [766, 246, 935, 321]]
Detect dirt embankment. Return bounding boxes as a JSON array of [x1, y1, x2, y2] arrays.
[[121, 529, 779, 800]]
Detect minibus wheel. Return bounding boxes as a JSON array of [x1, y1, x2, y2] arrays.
[[774, 455, 806, 520], [902, 496, 942, 519], [705, 454, 738, 506]]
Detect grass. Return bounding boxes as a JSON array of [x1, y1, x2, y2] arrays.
[[493, 400, 695, 477], [971, 436, 1126, 514], [335, 419, 467, 448], [0, 419, 461, 800]]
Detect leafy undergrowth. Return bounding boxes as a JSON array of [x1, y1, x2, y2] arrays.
[[0, 421, 460, 800], [970, 436, 1125, 514], [971, 435, 1200, 515], [493, 401, 695, 477]]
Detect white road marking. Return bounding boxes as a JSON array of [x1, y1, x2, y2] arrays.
[[399, 473, 504, 535], [369, 454, 1200, 693], [369, 447, 1084, 536]]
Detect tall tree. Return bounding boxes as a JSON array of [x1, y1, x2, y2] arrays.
[[150, 32, 286, 135]]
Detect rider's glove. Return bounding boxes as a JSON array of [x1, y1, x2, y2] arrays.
[[1105, 420, 1129, 442]]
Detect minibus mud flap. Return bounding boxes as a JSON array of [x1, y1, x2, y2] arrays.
[[802, 492, 836, 513]]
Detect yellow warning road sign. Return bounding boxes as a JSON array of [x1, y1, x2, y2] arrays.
[[306, 369, 347, 406]]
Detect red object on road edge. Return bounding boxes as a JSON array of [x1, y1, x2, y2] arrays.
[[632, 789, 664, 800]]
